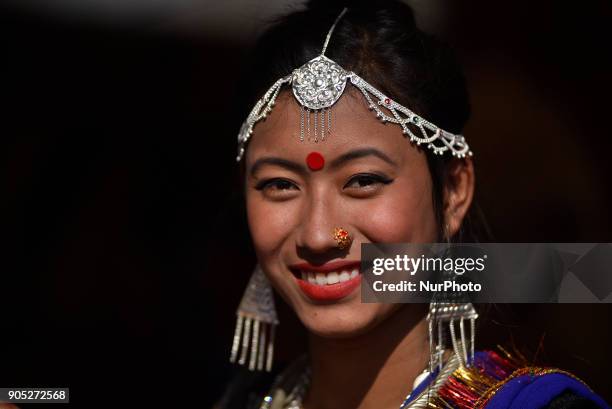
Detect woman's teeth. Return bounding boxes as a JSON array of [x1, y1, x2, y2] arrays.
[[300, 269, 359, 286]]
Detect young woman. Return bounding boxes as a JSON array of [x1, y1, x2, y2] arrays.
[[218, 1, 610, 408]]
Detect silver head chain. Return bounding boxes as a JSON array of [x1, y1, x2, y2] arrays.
[[236, 7, 473, 161]]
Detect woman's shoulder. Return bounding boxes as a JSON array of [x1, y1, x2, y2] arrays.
[[483, 366, 608, 409], [432, 350, 610, 409], [546, 391, 608, 409]]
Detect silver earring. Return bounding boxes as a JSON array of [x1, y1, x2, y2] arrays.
[[426, 242, 478, 372], [229, 265, 279, 372], [427, 298, 478, 371]]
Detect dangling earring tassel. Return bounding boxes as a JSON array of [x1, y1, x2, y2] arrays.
[[427, 302, 478, 371], [437, 319, 444, 371], [460, 317, 469, 365], [229, 266, 279, 372], [229, 314, 244, 364], [266, 324, 275, 372], [449, 318, 464, 368], [428, 319, 435, 373], [238, 315, 251, 365], [470, 317, 476, 363], [257, 321, 266, 370], [230, 313, 278, 371], [427, 304, 448, 373]]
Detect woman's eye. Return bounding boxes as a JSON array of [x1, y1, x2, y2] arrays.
[[255, 178, 299, 198], [344, 173, 393, 194], [263, 179, 295, 190]]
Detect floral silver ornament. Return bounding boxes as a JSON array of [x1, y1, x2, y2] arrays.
[[292, 55, 347, 110]]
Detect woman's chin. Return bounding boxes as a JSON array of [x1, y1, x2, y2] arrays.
[[296, 303, 398, 339], [307, 324, 373, 339]]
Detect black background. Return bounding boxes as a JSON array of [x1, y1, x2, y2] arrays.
[[2, 1, 611, 407]]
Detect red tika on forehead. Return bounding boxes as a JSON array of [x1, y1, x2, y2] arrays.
[[306, 152, 325, 171]]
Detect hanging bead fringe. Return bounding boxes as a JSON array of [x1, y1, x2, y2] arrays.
[[230, 314, 277, 372], [299, 107, 333, 142]]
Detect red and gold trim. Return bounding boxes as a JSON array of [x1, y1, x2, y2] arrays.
[[427, 346, 593, 409], [474, 366, 592, 408]]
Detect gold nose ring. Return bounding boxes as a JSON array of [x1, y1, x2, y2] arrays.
[[333, 227, 352, 250]]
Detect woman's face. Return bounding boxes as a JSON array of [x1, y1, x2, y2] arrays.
[[245, 90, 447, 338]]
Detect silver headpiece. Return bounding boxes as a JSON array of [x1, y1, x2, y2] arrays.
[[236, 8, 473, 161]]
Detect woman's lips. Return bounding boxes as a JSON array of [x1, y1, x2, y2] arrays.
[[290, 261, 361, 301]]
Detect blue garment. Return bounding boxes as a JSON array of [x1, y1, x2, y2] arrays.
[[404, 351, 610, 409], [486, 371, 610, 409]]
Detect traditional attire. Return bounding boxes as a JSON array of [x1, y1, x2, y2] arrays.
[[225, 6, 611, 409], [217, 349, 609, 409]]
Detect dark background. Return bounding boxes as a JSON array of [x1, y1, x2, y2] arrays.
[[2, 0, 611, 407]]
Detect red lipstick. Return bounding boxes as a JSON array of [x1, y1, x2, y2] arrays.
[[290, 261, 361, 302]]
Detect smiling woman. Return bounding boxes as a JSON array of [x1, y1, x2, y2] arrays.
[[215, 1, 609, 409], [244, 89, 463, 341]]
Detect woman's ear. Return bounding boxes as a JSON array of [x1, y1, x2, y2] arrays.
[[443, 158, 475, 239]]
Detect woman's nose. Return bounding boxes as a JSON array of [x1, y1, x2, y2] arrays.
[[295, 193, 343, 255]]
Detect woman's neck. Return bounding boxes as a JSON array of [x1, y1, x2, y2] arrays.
[[304, 304, 429, 409]]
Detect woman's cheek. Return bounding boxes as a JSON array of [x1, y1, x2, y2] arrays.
[[247, 197, 299, 254], [355, 200, 416, 242], [350, 186, 436, 243]]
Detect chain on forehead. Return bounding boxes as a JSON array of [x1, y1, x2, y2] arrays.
[[236, 7, 472, 162]]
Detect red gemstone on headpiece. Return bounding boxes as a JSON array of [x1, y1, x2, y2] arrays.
[[306, 152, 325, 171], [384, 98, 391, 105]]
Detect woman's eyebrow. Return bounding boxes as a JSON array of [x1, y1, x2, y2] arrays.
[[329, 148, 397, 169], [249, 157, 307, 176]]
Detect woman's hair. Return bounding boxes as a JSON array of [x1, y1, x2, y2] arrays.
[[238, 0, 491, 242]]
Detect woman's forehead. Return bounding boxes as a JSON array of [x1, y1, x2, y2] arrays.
[[245, 90, 420, 165]]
